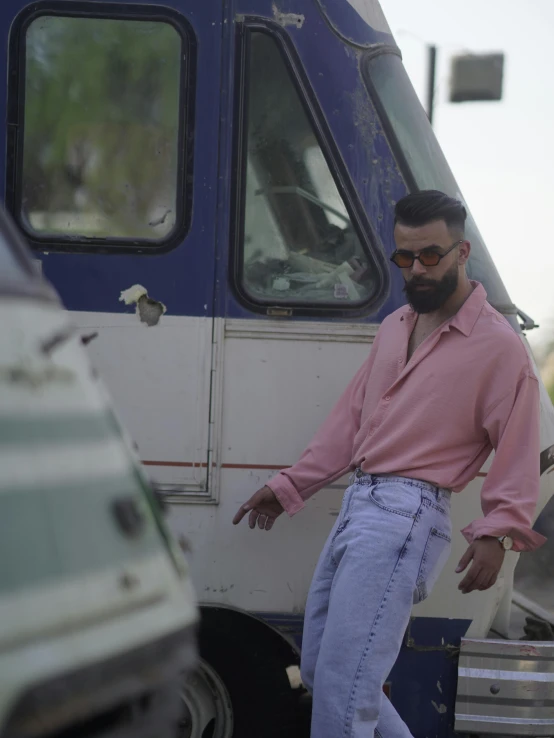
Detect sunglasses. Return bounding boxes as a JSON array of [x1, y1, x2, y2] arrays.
[[390, 240, 463, 268]]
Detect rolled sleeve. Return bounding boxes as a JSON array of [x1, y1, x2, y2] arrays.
[[462, 372, 546, 552], [266, 474, 305, 517]]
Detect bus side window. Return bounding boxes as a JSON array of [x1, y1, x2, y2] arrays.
[[14, 12, 191, 248], [239, 31, 379, 308]]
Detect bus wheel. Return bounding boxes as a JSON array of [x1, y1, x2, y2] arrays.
[[184, 605, 305, 737], [179, 659, 233, 738]]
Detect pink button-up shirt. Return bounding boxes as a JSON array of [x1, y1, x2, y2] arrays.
[[268, 282, 545, 552]]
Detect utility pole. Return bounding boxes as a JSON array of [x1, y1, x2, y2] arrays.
[[426, 44, 437, 126]]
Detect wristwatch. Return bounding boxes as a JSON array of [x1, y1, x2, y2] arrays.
[[498, 535, 514, 551]]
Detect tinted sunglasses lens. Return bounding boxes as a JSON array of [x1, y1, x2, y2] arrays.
[[392, 252, 413, 268], [419, 251, 441, 266]]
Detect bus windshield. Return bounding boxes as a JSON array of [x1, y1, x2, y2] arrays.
[[364, 51, 514, 315]]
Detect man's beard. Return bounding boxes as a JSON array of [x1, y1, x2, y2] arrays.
[[403, 263, 459, 313]]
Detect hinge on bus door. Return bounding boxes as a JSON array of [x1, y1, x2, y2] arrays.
[[266, 307, 293, 317], [515, 306, 538, 331]]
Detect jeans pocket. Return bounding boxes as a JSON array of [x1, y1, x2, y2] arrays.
[[414, 527, 452, 604], [367, 482, 422, 519]]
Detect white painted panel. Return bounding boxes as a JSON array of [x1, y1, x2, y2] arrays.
[[221, 328, 373, 467], [168, 468, 345, 613], [73, 312, 212, 489], [169, 466, 511, 627]]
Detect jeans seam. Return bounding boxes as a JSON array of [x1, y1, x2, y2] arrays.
[[330, 485, 357, 565], [368, 486, 421, 519], [330, 518, 351, 566], [341, 504, 422, 737], [415, 526, 452, 602]]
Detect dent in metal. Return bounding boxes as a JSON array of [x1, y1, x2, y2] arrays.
[[119, 284, 167, 327], [272, 3, 305, 28]]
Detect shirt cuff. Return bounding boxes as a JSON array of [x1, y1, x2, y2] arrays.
[[461, 520, 547, 553], [266, 473, 305, 517]]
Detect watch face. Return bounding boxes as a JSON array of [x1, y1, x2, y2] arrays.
[[502, 536, 514, 551]]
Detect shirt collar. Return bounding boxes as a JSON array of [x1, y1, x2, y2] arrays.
[[399, 280, 487, 337], [449, 281, 487, 336]]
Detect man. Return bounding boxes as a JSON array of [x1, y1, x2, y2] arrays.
[[233, 190, 545, 737]]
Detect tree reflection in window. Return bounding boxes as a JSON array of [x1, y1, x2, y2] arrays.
[[242, 32, 377, 306], [22, 16, 183, 241]]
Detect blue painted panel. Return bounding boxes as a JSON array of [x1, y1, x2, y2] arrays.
[[0, 0, 224, 317], [261, 612, 470, 738], [314, 0, 394, 47], [0, 0, 412, 322], [225, 0, 409, 322]]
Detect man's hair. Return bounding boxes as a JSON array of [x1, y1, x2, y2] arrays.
[[394, 190, 467, 234]]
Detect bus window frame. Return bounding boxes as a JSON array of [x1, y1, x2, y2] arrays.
[[230, 19, 389, 319], [361, 46, 420, 194], [5, 0, 197, 256]]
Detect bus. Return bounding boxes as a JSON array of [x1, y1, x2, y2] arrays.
[[1, 0, 553, 735]]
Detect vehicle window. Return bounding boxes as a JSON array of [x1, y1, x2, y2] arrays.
[[240, 32, 379, 307], [20, 15, 187, 244], [364, 52, 512, 311]]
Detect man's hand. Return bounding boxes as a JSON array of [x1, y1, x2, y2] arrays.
[[456, 537, 505, 594], [233, 486, 284, 531]]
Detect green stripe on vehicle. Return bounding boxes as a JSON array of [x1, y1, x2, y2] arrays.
[[0, 411, 121, 446]]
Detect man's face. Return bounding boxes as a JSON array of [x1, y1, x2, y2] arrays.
[[393, 219, 469, 313]]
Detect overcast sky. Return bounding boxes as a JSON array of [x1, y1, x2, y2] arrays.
[[381, 0, 554, 353]]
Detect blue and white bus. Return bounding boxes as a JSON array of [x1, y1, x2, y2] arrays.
[[1, 0, 553, 735]]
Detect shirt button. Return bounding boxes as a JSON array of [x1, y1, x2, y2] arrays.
[[384, 396, 391, 402]]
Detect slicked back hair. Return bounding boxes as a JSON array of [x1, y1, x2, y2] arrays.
[[394, 190, 467, 235]]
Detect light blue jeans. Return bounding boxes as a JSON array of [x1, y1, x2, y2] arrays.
[[301, 471, 452, 738]]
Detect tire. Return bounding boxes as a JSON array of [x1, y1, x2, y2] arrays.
[[198, 606, 307, 737]]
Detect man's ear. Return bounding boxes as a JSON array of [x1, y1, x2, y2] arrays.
[[458, 240, 471, 265]]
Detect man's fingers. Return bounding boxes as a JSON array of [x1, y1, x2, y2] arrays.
[[478, 574, 494, 591], [456, 545, 474, 573], [249, 509, 259, 529], [265, 517, 274, 531], [232, 503, 251, 526], [469, 571, 490, 593], [258, 514, 267, 530], [459, 562, 481, 593], [478, 571, 499, 591]]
